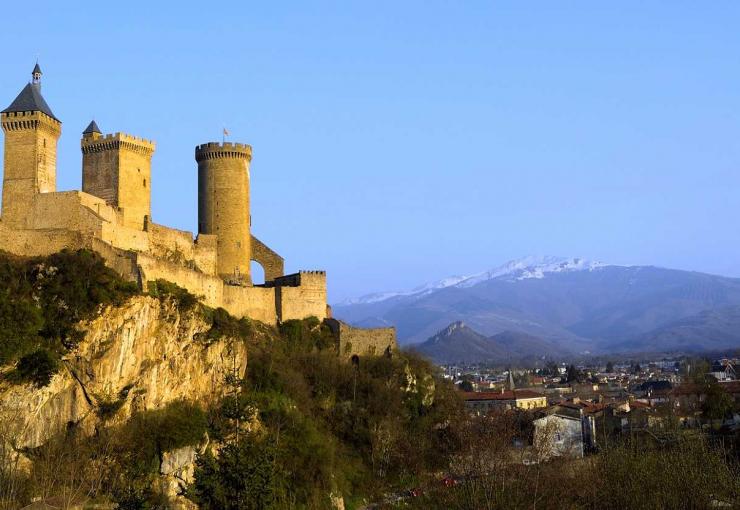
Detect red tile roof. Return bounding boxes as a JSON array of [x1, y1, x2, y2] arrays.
[[462, 390, 544, 401]]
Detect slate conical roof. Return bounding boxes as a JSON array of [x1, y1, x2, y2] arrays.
[[32, 62, 42, 75], [83, 120, 101, 134], [2, 82, 58, 121]]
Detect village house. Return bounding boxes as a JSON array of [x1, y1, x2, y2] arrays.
[[463, 389, 547, 415]]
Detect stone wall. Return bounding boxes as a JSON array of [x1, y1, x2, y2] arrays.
[[148, 223, 218, 275], [325, 319, 397, 360], [275, 271, 328, 321], [0, 222, 88, 257], [222, 284, 277, 324], [136, 252, 225, 308]]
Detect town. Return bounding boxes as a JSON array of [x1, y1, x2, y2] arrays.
[[444, 355, 739, 460]]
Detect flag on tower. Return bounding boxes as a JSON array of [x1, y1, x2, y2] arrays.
[[223, 128, 230, 136]]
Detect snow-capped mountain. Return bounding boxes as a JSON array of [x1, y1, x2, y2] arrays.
[[339, 256, 610, 306], [333, 258, 740, 353]]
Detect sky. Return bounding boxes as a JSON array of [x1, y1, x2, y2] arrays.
[[0, 2, 739, 303]]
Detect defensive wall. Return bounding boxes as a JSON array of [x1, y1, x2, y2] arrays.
[[325, 319, 397, 360]]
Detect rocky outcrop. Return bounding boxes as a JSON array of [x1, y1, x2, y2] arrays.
[[0, 296, 246, 449]]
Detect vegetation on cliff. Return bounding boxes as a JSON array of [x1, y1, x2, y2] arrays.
[[0, 249, 137, 386], [191, 317, 464, 509]]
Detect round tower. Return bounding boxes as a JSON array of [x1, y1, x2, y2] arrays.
[[195, 142, 253, 284]]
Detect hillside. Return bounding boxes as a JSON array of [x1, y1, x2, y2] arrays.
[[0, 249, 463, 509], [334, 256, 740, 353], [413, 322, 563, 364]]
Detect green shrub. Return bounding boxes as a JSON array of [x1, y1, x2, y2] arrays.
[[279, 317, 336, 353], [147, 279, 199, 311], [200, 307, 253, 343], [14, 349, 58, 387], [192, 435, 281, 510], [96, 396, 126, 420], [129, 400, 209, 453]]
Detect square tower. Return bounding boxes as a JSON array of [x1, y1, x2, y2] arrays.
[[81, 127, 155, 230], [1, 65, 61, 228]]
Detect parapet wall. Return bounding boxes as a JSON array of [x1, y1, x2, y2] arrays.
[[195, 142, 252, 161], [325, 319, 397, 360], [80, 132, 155, 155]]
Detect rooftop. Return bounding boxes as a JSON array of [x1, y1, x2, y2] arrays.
[[463, 389, 544, 401], [2, 82, 58, 121]]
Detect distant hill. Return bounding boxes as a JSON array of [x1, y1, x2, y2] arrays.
[[334, 256, 740, 354], [412, 322, 563, 364]]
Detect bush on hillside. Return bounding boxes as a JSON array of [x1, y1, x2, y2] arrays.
[[0, 249, 138, 385], [14, 349, 58, 387], [146, 279, 199, 311]]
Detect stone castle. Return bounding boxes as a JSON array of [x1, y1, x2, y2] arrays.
[[0, 63, 396, 354]]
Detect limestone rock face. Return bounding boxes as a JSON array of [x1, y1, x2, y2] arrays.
[[158, 444, 202, 509], [0, 295, 246, 449]]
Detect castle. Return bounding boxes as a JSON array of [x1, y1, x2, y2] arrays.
[[0, 64, 378, 337]]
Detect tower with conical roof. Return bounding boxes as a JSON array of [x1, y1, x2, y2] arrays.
[[1, 63, 61, 227]]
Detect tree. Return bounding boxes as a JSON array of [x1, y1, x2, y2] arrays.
[[192, 437, 280, 510], [564, 365, 583, 383], [701, 381, 734, 422], [460, 378, 474, 392], [605, 361, 614, 373]]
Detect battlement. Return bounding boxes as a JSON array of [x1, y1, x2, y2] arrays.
[[81, 132, 155, 155], [270, 270, 326, 288], [1, 111, 61, 132], [195, 142, 252, 162]]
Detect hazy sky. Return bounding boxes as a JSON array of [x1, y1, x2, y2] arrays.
[[1, 2, 739, 302]]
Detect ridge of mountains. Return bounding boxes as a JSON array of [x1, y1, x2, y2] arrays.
[[333, 256, 740, 355]]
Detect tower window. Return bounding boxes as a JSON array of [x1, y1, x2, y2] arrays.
[[43, 138, 46, 147], [143, 179, 147, 187]]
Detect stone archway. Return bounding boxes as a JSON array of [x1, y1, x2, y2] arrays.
[[251, 235, 284, 282]]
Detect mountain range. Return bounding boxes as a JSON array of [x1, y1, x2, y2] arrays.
[[333, 256, 740, 355]]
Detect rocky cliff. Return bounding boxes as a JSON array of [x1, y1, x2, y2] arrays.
[[0, 295, 246, 450]]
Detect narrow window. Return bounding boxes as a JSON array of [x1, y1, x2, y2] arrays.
[[143, 179, 147, 187]]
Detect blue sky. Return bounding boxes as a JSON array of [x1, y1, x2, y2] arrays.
[[1, 2, 739, 302]]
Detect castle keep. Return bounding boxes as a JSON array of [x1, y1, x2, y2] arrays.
[[0, 64, 338, 325]]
